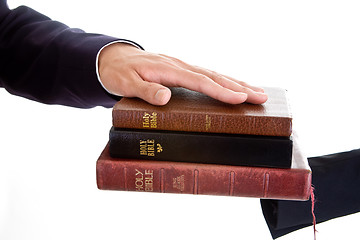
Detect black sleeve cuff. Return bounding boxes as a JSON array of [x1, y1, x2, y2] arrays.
[[261, 148, 360, 239]]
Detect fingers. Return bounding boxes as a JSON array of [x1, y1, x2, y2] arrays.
[[158, 67, 249, 104], [194, 68, 268, 104], [99, 43, 268, 106], [135, 83, 171, 106], [224, 75, 266, 93], [158, 55, 267, 104], [121, 71, 172, 106]]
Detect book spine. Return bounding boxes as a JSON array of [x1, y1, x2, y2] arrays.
[[96, 158, 312, 201], [109, 128, 293, 168], [112, 110, 292, 137]]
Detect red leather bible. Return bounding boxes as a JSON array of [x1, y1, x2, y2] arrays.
[[97, 134, 311, 200], [112, 87, 292, 137]]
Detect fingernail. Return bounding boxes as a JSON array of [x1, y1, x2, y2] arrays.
[[155, 89, 170, 105], [236, 92, 248, 101], [256, 87, 265, 93], [237, 92, 248, 97], [257, 92, 267, 96], [257, 92, 268, 102]]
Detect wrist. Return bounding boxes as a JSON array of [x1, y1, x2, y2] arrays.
[[96, 41, 143, 96]]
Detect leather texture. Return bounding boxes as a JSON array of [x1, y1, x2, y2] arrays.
[[97, 143, 311, 201], [112, 87, 292, 136], [261, 148, 360, 238], [109, 127, 293, 168]]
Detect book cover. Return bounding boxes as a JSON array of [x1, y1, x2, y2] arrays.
[[98, 135, 311, 201], [112, 87, 292, 137], [109, 127, 293, 168]]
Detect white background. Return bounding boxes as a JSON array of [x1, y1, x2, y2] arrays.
[[1, 0, 360, 239]]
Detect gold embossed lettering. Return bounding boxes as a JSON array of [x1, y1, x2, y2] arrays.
[[135, 169, 142, 176], [146, 139, 155, 157], [139, 140, 147, 155], [135, 169, 144, 191], [144, 170, 154, 192], [139, 139, 158, 157], [172, 175, 185, 191], [157, 143, 163, 153], [150, 112, 157, 128], [142, 112, 151, 128], [205, 115, 211, 131]]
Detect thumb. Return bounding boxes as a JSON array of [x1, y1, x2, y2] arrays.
[[133, 80, 172, 105]]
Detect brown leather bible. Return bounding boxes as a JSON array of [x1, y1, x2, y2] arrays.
[[112, 87, 292, 137], [97, 133, 311, 200]]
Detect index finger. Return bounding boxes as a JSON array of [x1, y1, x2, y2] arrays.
[[152, 65, 249, 104]]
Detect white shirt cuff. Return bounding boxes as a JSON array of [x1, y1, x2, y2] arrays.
[[95, 40, 142, 96]]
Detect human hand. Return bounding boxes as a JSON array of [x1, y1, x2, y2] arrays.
[[98, 43, 268, 106]]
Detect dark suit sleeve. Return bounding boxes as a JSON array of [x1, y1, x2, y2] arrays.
[[261, 148, 360, 239], [0, 1, 142, 108]]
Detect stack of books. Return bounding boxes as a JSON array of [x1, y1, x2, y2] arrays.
[[96, 87, 312, 200]]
